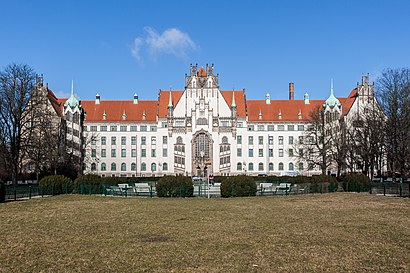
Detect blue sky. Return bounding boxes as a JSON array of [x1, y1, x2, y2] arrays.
[[1, 0, 409, 101]]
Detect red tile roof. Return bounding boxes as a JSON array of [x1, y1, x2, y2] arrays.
[[220, 90, 247, 117], [47, 88, 64, 117], [81, 100, 158, 122], [157, 90, 184, 118], [338, 88, 357, 116], [197, 66, 207, 77]]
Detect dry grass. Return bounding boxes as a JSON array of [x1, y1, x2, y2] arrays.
[[0, 193, 409, 272]]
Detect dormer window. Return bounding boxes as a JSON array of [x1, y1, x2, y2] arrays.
[[278, 110, 282, 120], [103, 111, 107, 120]]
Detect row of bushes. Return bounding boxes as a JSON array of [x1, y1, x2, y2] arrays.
[[0, 180, 5, 203]]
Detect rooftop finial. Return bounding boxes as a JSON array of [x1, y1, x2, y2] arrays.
[[168, 91, 173, 107], [331, 78, 334, 96], [231, 92, 236, 108], [71, 80, 74, 97]]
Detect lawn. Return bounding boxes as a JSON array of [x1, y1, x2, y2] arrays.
[[0, 193, 409, 272]]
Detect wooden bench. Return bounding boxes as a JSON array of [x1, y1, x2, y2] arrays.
[[133, 183, 152, 196], [275, 183, 292, 195]]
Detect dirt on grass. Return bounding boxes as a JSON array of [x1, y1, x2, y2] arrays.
[[0, 193, 409, 272]]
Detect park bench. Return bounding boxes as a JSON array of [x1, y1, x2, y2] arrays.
[[259, 183, 276, 195], [275, 183, 292, 195], [133, 183, 152, 196]]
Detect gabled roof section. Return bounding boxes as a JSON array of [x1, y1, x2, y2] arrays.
[[247, 100, 325, 122], [158, 90, 184, 118], [47, 88, 64, 117], [220, 90, 246, 117], [81, 100, 157, 122]]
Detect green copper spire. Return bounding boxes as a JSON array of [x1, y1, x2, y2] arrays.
[[64, 80, 80, 109], [324, 78, 341, 108]]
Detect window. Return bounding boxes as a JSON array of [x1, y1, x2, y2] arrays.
[[131, 149, 136, 157], [83, 126, 88, 131], [90, 126, 97, 132], [121, 149, 126, 157], [289, 136, 294, 145], [279, 136, 284, 145], [299, 149, 304, 157], [298, 125, 304, 131], [257, 125, 264, 131], [101, 149, 106, 158], [140, 125, 147, 132], [269, 149, 273, 157], [151, 163, 156, 171], [130, 126, 137, 132], [111, 163, 116, 171], [141, 163, 146, 171], [258, 136, 263, 145], [258, 163, 264, 171], [131, 163, 136, 171], [237, 135, 242, 144], [288, 125, 294, 131], [268, 136, 273, 145], [111, 149, 116, 157], [249, 149, 253, 157], [91, 138, 96, 145], [120, 126, 127, 132], [248, 136, 253, 145], [100, 126, 107, 132], [91, 163, 96, 171], [121, 163, 126, 171], [299, 136, 304, 144], [248, 125, 254, 131], [110, 126, 117, 132], [299, 163, 303, 171], [121, 136, 126, 145], [237, 148, 242, 157], [269, 163, 274, 171], [289, 163, 294, 171], [162, 163, 168, 171], [162, 148, 167, 157], [162, 122, 168, 128], [267, 125, 274, 131], [279, 149, 284, 157], [248, 163, 254, 171], [237, 162, 242, 171], [177, 136, 183, 144], [258, 149, 263, 157], [101, 137, 106, 145], [141, 136, 146, 145], [141, 149, 146, 157], [237, 122, 243, 128], [163, 136, 168, 144], [101, 163, 106, 171], [222, 136, 228, 143], [131, 136, 136, 145], [151, 149, 156, 157], [289, 149, 294, 157], [150, 126, 157, 132], [151, 137, 156, 145], [279, 162, 284, 171], [91, 149, 96, 158], [278, 125, 285, 131], [111, 136, 116, 145]]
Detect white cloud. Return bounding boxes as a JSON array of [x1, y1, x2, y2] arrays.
[[131, 27, 197, 61]]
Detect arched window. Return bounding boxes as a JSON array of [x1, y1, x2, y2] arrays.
[[237, 162, 242, 171], [279, 162, 284, 171], [101, 163, 106, 171], [299, 162, 303, 171], [141, 163, 146, 171], [289, 162, 294, 171], [111, 163, 116, 171], [91, 163, 96, 171], [163, 163, 168, 171], [151, 163, 156, 171], [248, 163, 254, 171], [131, 163, 136, 171], [258, 163, 264, 171], [220, 146, 223, 153], [222, 136, 228, 143], [177, 136, 183, 144], [121, 163, 126, 171], [269, 163, 274, 171]]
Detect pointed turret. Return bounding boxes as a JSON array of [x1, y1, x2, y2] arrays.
[[324, 79, 341, 108], [168, 91, 173, 108], [64, 80, 80, 109], [231, 92, 236, 108]]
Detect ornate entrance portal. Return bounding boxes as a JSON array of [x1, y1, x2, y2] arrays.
[[192, 130, 213, 178]]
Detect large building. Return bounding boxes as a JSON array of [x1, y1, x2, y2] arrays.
[[43, 64, 377, 177]]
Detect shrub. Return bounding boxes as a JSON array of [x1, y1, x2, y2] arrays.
[[221, 175, 257, 197], [74, 174, 103, 194], [0, 180, 5, 203], [310, 175, 338, 193], [342, 174, 371, 192], [156, 176, 193, 197], [38, 175, 73, 195]]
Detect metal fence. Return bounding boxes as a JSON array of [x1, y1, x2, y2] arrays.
[[371, 182, 410, 197]]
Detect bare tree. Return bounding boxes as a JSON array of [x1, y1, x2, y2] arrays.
[[0, 64, 36, 185], [294, 105, 333, 175], [376, 68, 410, 177], [329, 118, 348, 177]]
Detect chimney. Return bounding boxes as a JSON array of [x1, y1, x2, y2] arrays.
[[95, 93, 100, 104], [289, 83, 294, 100]]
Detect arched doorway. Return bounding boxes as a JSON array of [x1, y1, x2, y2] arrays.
[[191, 130, 213, 178]]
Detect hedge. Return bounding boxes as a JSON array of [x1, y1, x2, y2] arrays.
[[342, 174, 371, 192], [310, 175, 338, 193], [156, 176, 193, 197], [221, 175, 257, 197], [0, 180, 5, 203], [38, 175, 73, 195]]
